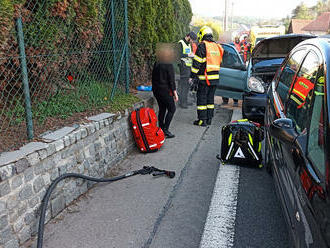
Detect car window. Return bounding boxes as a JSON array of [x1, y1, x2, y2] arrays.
[[276, 49, 306, 104], [221, 45, 241, 69], [307, 68, 326, 176], [286, 51, 320, 133]]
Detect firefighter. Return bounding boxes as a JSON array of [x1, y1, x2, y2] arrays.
[[289, 76, 315, 109], [178, 31, 197, 108], [240, 35, 250, 62], [234, 36, 241, 53], [190, 26, 224, 126]]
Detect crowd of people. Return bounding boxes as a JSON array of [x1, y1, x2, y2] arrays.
[[233, 34, 251, 63]]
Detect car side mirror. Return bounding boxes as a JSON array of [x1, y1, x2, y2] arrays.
[[269, 118, 298, 145], [239, 64, 247, 71], [232, 62, 246, 71]]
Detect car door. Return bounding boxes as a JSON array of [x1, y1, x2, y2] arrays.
[[269, 48, 308, 240], [296, 53, 328, 247], [217, 44, 247, 100], [282, 50, 323, 247]]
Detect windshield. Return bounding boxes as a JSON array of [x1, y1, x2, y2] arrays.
[[252, 58, 284, 74], [253, 58, 284, 68]]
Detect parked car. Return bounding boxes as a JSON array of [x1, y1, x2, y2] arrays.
[[217, 34, 315, 123], [265, 36, 330, 247]]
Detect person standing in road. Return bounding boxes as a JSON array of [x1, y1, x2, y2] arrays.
[[240, 35, 251, 63], [190, 26, 224, 126], [178, 31, 197, 108], [152, 44, 178, 138], [234, 36, 241, 53]]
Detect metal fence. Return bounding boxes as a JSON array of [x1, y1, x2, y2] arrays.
[[0, 0, 129, 148]]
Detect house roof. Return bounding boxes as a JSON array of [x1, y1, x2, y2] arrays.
[[288, 19, 313, 33], [302, 12, 330, 32]]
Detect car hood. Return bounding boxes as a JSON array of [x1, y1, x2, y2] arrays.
[[252, 34, 316, 59]]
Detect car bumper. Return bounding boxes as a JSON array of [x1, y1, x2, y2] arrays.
[[242, 92, 267, 120]]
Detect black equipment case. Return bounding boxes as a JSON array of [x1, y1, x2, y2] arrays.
[[220, 119, 264, 167]]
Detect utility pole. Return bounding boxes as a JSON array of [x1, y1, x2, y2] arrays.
[[231, 1, 234, 30], [224, 0, 228, 31]]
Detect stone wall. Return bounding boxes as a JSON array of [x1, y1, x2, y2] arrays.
[[0, 97, 153, 248]]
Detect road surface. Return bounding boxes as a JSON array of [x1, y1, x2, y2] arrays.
[[41, 98, 289, 248]]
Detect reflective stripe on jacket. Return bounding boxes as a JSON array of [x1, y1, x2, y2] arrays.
[[202, 41, 223, 85], [190, 38, 223, 86], [204, 41, 223, 72], [290, 77, 314, 108]]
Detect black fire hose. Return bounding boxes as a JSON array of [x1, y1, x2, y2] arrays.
[[37, 166, 175, 248]]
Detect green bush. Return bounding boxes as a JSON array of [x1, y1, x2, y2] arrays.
[[0, 0, 107, 100], [127, 0, 192, 84], [0, 0, 192, 99]]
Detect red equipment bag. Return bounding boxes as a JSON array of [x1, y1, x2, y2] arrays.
[[130, 108, 165, 152]]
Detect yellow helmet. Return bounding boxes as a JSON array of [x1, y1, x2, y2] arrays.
[[197, 26, 213, 42]]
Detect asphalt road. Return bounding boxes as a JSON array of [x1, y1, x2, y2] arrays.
[[233, 165, 290, 248], [41, 100, 289, 248]]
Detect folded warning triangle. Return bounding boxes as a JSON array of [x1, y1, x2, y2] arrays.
[[234, 147, 245, 158]]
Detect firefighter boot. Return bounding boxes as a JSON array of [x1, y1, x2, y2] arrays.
[[193, 119, 207, 127]]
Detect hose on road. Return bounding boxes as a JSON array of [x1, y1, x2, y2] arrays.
[[37, 166, 175, 248]]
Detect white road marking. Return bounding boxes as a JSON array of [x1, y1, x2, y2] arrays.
[[199, 109, 241, 248]]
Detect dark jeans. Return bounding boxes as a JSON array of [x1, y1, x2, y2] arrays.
[[178, 64, 191, 107], [153, 90, 176, 130]]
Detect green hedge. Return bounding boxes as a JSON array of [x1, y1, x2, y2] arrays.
[[0, 0, 107, 99], [0, 0, 192, 89], [127, 0, 192, 84]]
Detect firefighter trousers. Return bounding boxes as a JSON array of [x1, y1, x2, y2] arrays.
[[197, 83, 216, 121]]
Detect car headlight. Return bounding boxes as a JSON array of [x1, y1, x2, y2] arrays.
[[248, 77, 265, 93]]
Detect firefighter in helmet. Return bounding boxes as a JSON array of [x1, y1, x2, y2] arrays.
[[190, 26, 224, 126]]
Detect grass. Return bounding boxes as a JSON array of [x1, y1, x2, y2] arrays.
[[4, 79, 140, 126]]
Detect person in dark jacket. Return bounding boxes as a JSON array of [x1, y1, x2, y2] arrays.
[[152, 44, 178, 138]]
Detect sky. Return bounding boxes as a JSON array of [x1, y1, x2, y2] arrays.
[[188, 0, 320, 19]]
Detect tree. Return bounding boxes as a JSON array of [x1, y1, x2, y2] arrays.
[[292, 3, 314, 19], [310, 0, 330, 17], [127, 0, 192, 83], [281, 15, 291, 33], [191, 17, 223, 41]]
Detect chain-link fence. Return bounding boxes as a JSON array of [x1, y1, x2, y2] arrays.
[[0, 0, 130, 151]]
